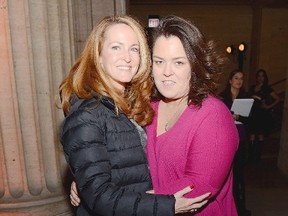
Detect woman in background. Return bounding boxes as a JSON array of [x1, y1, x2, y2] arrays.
[[220, 69, 251, 216], [248, 69, 280, 163]]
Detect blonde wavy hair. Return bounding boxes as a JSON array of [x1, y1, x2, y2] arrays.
[[59, 15, 154, 126]]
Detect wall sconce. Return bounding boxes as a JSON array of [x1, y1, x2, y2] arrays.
[[226, 42, 248, 70], [226, 45, 235, 54], [238, 42, 247, 52]]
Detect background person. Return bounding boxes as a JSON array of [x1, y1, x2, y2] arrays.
[[219, 69, 252, 216], [248, 69, 280, 163], [146, 15, 239, 215], [60, 15, 209, 216]]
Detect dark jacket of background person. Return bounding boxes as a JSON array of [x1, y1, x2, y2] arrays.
[[60, 96, 175, 216], [248, 84, 274, 135]]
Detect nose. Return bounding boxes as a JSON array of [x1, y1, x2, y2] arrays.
[[163, 64, 173, 76], [122, 50, 131, 62]]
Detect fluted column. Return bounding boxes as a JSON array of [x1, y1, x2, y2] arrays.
[[115, 0, 128, 15], [0, 0, 74, 215], [0, 0, 127, 215], [72, 0, 127, 56]]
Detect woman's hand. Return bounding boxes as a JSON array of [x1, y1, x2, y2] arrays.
[[70, 182, 210, 213], [70, 181, 80, 207], [146, 189, 155, 194], [232, 113, 239, 121], [252, 95, 262, 101], [174, 186, 210, 214]]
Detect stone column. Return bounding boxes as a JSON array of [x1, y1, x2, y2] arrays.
[[0, 0, 74, 215], [72, 0, 126, 56], [72, 0, 127, 57], [115, 0, 129, 15], [0, 0, 128, 215]]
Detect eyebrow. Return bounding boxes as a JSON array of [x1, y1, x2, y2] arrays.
[[152, 55, 187, 60], [109, 41, 139, 47], [152, 55, 163, 59]]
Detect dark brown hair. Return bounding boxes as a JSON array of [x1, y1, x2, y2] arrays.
[[221, 69, 247, 99], [256, 69, 269, 87], [150, 15, 225, 107]]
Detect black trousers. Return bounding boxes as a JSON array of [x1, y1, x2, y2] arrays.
[[233, 140, 247, 212]]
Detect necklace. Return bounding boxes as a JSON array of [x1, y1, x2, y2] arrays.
[[164, 99, 187, 131]]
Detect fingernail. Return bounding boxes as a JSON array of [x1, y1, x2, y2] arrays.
[[190, 185, 194, 189]]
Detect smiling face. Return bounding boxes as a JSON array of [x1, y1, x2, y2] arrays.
[[152, 36, 191, 101], [229, 71, 244, 90], [99, 23, 140, 92]]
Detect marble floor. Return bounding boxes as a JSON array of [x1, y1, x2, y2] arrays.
[[244, 131, 288, 216]]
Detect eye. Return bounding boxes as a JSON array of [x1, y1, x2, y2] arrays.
[[111, 46, 120, 50], [131, 46, 139, 52], [175, 61, 184, 65], [153, 60, 163, 65]]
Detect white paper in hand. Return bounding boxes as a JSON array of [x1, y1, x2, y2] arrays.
[[231, 99, 254, 117]]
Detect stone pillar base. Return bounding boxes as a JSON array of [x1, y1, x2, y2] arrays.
[[0, 197, 73, 216]]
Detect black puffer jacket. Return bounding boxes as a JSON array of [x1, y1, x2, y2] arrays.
[[60, 96, 175, 216]]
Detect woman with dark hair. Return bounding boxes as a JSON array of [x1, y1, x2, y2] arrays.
[[220, 69, 251, 216], [248, 69, 280, 162], [146, 15, 238, 215]]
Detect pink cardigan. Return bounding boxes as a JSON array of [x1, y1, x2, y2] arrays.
[[146, 96, 239, 216]]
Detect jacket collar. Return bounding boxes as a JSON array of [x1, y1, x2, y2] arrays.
[[69, 94, 117, 115], [100, 96, 117, 112]]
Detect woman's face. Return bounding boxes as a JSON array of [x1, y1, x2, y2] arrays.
[[99, 23, 140, 92], [229, 72, 244, 90], [152, 36, 191, 100], [256, 71, 265, 84]]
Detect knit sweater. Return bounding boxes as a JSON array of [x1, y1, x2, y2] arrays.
[[146, 95, 239, 216]]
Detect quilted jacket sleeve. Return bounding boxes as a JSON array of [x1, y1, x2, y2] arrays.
[[61, 108, 175, 216]]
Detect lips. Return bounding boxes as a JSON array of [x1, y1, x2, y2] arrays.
[[117, 66, 132, 70], [162, 80, 176, 86]]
